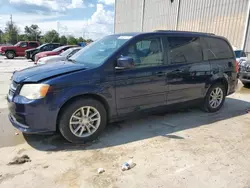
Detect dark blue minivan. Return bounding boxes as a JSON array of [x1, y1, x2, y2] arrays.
[[7, 31, 238, 143]]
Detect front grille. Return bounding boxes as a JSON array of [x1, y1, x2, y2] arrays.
[[25, 52, 30, 58], [13, 114, 26, 125]]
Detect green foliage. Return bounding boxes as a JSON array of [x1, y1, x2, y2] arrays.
[[60, 35, 68, 45], [0, 29, 3, 43], [18, 34, 29, 41], [86, 39, 93, 43], [24, 24, 41, 41], [67, 35, 78, 45], [4, 21, 19, 44], [0, 22, 94, 45], [43, 30, 60, 43], [78, 37, 86, 43]]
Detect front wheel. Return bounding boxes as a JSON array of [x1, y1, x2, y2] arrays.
[[58, 98, 107, 143], [202, 83, 226, 113]]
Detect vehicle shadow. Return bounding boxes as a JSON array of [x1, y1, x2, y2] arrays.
[[23, 97, 250, 151]]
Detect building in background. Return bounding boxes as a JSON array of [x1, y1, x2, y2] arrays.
[[115, 0, 250, 57]]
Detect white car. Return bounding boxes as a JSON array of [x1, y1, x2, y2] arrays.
[[234, 50, 247, 64], [37, 47, 82, 65]]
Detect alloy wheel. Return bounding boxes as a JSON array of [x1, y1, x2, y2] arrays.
[[209, 87, 223, 108], [69, 106, 101, 138]]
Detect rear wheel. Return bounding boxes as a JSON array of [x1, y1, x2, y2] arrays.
[[202, 83, 226, 112], [58, 98, 107, 143], [6, 51, 15, 59]]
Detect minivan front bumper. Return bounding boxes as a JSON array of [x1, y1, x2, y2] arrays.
[[8, 96, 58, 134]]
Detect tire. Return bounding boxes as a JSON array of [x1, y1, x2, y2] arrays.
[[242, 82, 250, 87], [58, 98, 107, 143], [6, 51, 15, 59], [202, 83, 226, 113], [31, 55, 35, 61]]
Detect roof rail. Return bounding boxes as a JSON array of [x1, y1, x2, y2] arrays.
[[154, 30, 215, 35]]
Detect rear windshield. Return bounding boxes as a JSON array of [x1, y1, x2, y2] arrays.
[[203, 37, 234, 60], [234, 50, 246, 58], [53, 46, 67, 52]]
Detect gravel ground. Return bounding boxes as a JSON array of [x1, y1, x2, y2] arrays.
[[0, 56, 250, 188]]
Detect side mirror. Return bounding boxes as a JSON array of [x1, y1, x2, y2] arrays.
[[115, 56, 135, 70]]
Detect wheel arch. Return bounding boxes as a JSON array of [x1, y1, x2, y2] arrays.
[[207, 74, 229, 96], [5, 50, 16, 55], [56, 93, 110, 131]]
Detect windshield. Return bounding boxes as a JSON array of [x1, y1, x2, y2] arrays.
[[53, 46, 66, 52], [69, 35, 132, 66], [37, 44, 47, 49], [60, 48, 74, 57], [14, 42, 21, 46]]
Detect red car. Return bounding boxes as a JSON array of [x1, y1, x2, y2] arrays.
[[0, 41, 39, 59], [34, 45, 78, 64]]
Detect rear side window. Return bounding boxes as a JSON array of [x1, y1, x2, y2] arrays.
[[53, 44, 61, 48], [19, 42, 28, 47], [29, 42, 38, 48], [203, 37, 234, 60], [168, 37, 203, 64]]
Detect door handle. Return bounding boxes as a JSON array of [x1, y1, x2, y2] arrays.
[[156, 71, 166, 77], [228, 62, 233, 67]]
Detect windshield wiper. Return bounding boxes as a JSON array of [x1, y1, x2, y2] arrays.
[[68, 59, 76, 63]]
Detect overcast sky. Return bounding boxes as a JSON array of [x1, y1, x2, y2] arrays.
[[0, 0, 115, 39]]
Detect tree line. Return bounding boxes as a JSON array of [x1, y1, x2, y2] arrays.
[[0, 21, 93, 45]]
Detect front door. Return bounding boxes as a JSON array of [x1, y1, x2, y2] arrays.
[[166, 36, 211, 104], [115, 36, 168, 115], [16, 42, 28, 56]]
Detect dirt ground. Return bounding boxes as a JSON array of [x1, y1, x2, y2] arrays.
[[0, 56, 250, 188]]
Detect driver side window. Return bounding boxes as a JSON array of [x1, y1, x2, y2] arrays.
[[42, 45, 51, 51], [20, 42, 27, 48], [121, 37, 164, 68]]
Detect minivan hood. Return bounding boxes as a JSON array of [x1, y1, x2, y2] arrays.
[[13, 61, 86, 83]]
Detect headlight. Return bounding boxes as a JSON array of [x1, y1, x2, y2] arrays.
[[19, 84, 50, 99]]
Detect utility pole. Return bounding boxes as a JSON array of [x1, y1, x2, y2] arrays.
[[175, 0, 181, 30], [10, 14, 13, 44], [141, 0, 145, 32], [10, 14, 13, 25]]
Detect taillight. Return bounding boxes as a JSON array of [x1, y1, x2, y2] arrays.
[[235, 60, 239, 73]]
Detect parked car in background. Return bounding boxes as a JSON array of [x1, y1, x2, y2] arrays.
[[34, 45, 78, 64], [239, 60, 250, 86], [0, 41, 39, 59], [7, 31, 238, 143], [234, 50, 247, 64], [25, 43, 61, 61], [37, 47, 82, 65]]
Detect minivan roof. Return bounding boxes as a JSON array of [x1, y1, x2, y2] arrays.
[[113, 30, 222, 38]]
